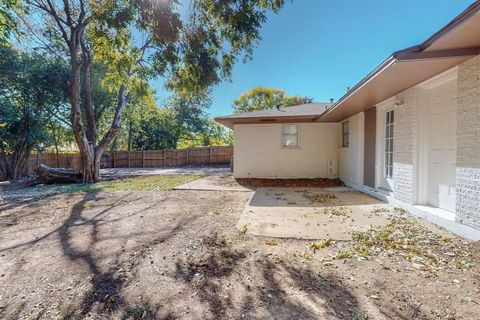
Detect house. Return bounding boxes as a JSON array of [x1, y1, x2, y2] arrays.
[[216, 103, 336, 179], [215, 1, 480, 234]]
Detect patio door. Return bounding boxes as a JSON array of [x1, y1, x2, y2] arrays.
[[426, 80, 457, 212], [377, 104, 395, 191]]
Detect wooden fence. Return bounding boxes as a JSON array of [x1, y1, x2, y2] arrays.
[[27, 146, 233, 174]]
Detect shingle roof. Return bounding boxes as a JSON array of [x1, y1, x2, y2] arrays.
[[216, 103, 331, 120]]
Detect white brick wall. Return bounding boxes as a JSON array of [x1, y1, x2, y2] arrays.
[[456, 55, 480, 229], [393, 88, 420, 204], [338, 112, 364, 186]]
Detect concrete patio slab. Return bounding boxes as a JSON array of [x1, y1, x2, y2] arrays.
[[236, 187, 393, 240]]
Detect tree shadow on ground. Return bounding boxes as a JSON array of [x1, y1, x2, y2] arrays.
[[175, 236, 247, 319], [57, 191, 194, 319], [174, 236, 360, 320], [0, 188, 202, 319], [0, 192, 62, 229]]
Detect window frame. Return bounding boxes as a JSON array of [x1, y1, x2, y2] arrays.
[[342, 121, 349, 148], [384, 110, 394, 180], [282, 124, 299, 148]]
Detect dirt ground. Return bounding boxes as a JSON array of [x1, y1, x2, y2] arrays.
[[235, 178, 344, 188], [1, 187, 480, 319]]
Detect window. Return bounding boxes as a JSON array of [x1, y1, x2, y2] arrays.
[[282, 124, 298, 148], [384, 110, 394, 179], [342, 121, 349, 147]]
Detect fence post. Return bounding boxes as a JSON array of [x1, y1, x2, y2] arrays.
[[142, 150, 145, 168], [186, 148, 189, 165], [112, 151, 116, 168], [163, 150, 166, 167], [209, 147, 213, 166], [128, 150, 131, 168]]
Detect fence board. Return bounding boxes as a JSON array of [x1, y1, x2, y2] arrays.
[[27, 146, 232, 174]]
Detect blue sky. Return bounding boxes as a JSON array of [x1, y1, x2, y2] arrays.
[[154, 0, 473, 117]]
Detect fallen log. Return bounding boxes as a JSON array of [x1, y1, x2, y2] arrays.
[[26, 164, 83, 186]]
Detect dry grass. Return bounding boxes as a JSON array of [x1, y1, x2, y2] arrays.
[[37, 175, 202, 193]]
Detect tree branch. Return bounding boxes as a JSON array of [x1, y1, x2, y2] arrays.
[[31, 0, 70, 43], [95, 85, 130, 160]]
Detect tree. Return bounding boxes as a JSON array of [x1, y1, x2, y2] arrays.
[[232, 87, 314, 113], [121, 93, 220, 151], [177, 119, 233, 148], [0, 45, 70, 180], [0, 0, 20, 44], [23, 0, 285, 182]]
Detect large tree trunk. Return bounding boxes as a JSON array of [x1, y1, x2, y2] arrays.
[[0, 153, 12, 181], [65, 25, 129, 183], [68, 33, 96, 183], [29, 164, 82, 185], [93, 85, 129, 179], [12, 144, 32, 180]]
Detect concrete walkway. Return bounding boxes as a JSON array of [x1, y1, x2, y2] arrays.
[[101, 166, 231, 177], [174, 175, 253, 192]]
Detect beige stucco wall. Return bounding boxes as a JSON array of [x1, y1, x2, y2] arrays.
[[233, 123, 339, 178]]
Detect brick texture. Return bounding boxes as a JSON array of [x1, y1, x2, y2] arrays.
[[456, 55, 480, 229], [393, 88, 419, 204]]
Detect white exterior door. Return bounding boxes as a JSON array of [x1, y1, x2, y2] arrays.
[[375, 101, 395, 192], [427, 80, 457, 212]]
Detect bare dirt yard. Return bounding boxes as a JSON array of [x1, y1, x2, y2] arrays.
[[1, 174, 480, 319]]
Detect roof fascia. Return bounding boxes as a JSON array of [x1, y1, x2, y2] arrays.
[[397, 47, 480, 61]]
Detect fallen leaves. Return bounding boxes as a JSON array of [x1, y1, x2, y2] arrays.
[[265, 239, 278, 246], [303, 192, 337, 204], [352, 217, 473, 274], [241, 224, 248, 234], [322, 206, 349, 217], [310, 239, 332, 253]]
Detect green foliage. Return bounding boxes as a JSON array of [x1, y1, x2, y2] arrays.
[[6, 0, 285, 178], [0, 45, 70, 179], [334, 251, 352, 259], [165, 0, 286, 97], [353, 313, 370, 320], [177, 119, 233, 148], [118, 93, 232, 151], [88, 0, 287, 102], [0, 0, 21, 44], [131, 107, 179, 150], [232, 87, 313, 113]]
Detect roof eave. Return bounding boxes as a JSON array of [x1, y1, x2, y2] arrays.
[[320, 2, 480, 122], [215, 115, 321, 129]]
